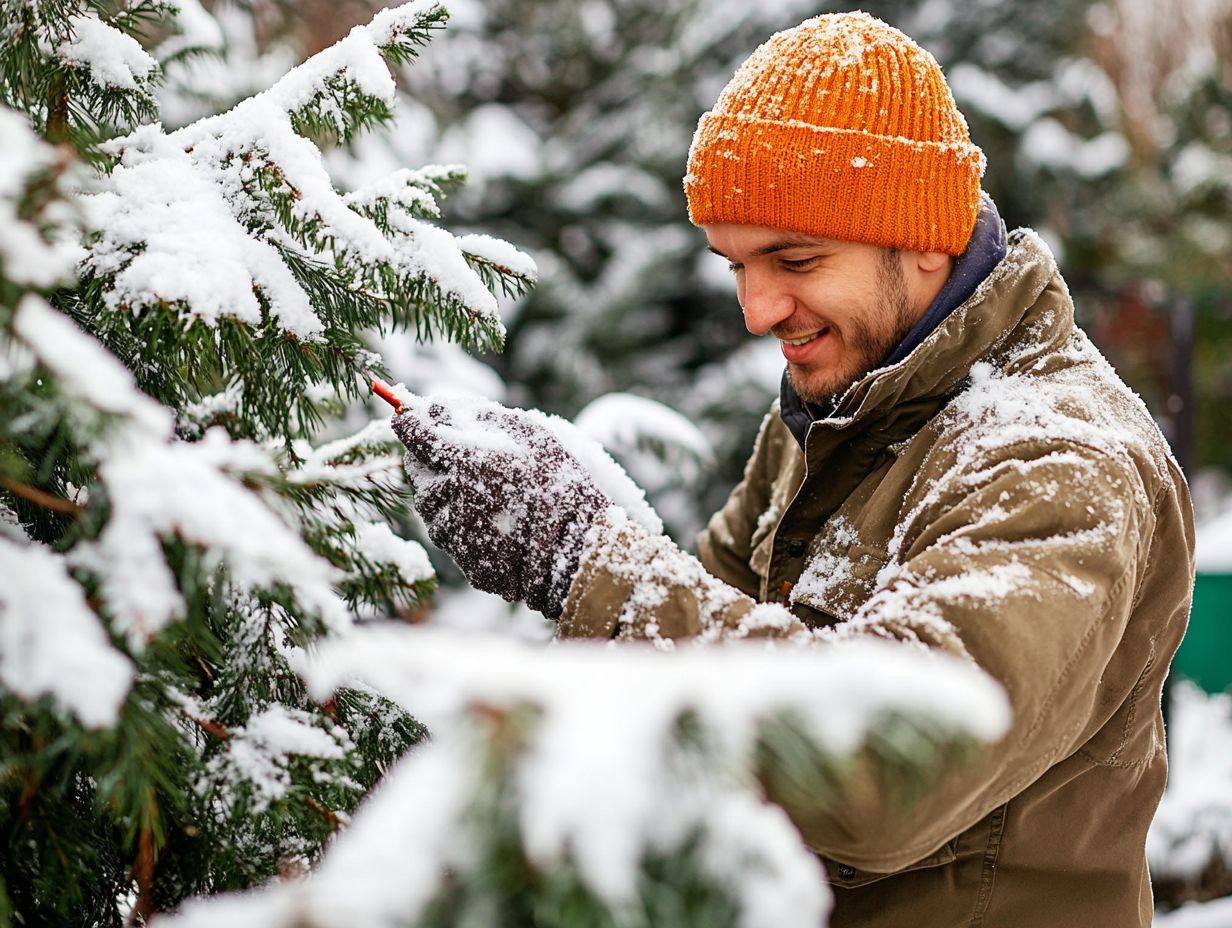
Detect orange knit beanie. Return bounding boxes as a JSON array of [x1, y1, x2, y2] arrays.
[[684, 12, 984, 256]]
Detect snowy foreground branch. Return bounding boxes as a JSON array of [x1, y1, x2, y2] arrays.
[[161, 628, 1010, 928]]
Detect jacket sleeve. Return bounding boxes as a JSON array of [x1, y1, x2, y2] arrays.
[[771, 437, 1174, 872], [556, 403, 806, 642], [556, 505, 810, 642]]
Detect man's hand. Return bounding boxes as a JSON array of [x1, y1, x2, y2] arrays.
[[391, 395, 610, 620]]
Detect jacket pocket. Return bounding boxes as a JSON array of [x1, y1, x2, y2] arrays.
[[822, 839, 958, 888]]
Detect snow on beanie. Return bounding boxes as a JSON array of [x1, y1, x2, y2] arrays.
[[684, 11, 985, 256]]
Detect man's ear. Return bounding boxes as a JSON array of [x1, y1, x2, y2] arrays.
[[914, 250, 951, 274]]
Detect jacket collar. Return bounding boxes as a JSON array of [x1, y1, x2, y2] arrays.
[[880, 193, 1007, 369]]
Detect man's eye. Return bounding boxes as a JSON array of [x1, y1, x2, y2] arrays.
[[726, 262, 743, 274], [780, 257, 818, 271]]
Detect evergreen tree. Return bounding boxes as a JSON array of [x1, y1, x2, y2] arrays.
[[0, 0, 531, 921]]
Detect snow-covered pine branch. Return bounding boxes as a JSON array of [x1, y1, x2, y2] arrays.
[[1, 1, 160, 142], [72, 0, 534, 443], [159, 627, 1010, 928]]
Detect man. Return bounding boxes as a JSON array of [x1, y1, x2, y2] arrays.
[[393, 12, 1195, 927]]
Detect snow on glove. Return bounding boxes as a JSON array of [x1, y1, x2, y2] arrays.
[[392, 395, 611, 620]]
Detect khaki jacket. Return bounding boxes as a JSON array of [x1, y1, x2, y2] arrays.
[[559, 229, 1194, 927]]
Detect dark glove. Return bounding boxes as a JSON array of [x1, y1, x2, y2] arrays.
[[392, 395, 611, 620]]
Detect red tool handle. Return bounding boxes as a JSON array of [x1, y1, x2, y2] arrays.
[[371, 378, 404, 414]]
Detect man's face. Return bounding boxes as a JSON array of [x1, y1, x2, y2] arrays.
[[704, 224, 925, 407]]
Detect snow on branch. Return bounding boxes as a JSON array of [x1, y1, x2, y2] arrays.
[[73, 427, 352, 647], [0, 107, 77, 289], [82, 0, 532, 354], [0, 533, 134, 727], [195, 705, 356, 816], [53, 12, 158, 92], [85, 123, 326, 340], [11, 294, 172, 436], [161, 626, 1009, 927], [11, 296, 352, 649]]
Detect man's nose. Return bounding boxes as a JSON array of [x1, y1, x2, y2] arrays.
[[740, 271, 795, 336]]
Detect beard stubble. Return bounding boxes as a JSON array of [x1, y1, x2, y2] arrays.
[[787, 248, 918, 409]]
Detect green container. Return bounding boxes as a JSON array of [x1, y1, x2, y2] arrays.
[[1173, 573, 1232, 693]]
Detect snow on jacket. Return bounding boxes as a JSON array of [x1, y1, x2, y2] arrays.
[[558, 228, 1195, 927]]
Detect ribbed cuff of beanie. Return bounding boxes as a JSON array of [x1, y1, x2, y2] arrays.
[[684, 112, 985, 256]]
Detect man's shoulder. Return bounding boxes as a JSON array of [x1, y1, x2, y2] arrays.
[[924, 322, 1179, 507]]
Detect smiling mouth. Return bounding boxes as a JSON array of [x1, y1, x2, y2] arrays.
[[778, 328, 829, 347]]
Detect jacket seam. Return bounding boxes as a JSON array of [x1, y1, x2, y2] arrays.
[[1128, 481, 1167, 614], [1106, 631, 1157, 765], [969, 803, 1006, 927], [1075, 739, 1164, 769], [1105, 481, 1166, 763], [1016, 569, 1129, 758]]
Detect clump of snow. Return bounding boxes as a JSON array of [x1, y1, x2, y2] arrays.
[[180, 381, 244, 431], [555, 163, 667, 212], [54, 13, 158, 91], [435, 104, 542, 186], [755, 497, 782, 538], [0, 109, 76, 288], [456, 232, 539, 280], [1020, 118, 1129, 179], [85, 124, 325, 340], [74, 427, 351, 647], [343, 165, 457, 220], [164, 728, 478, 928], [197, 705, 354, 814], [1155, 896, 1232, 928], [310, 627, 1008, 869], [427, 586, 557, 642], [793, 515, 862, 611], [0, 535, 134, 727], [155, 0, 224, 59], [1148, 681, 1232, 881], [949, 63, 1056, 132], [13, 296, 352, 648], [370, 331, 507, 401], [12, 294, 170, 434], [574, 392, 713, 471], [301, 418, 399, 463], [354, 522, 432, 583], [87, 0, 531, 341]]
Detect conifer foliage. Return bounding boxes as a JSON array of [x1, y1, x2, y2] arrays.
[[0, 1, 531, 922]]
